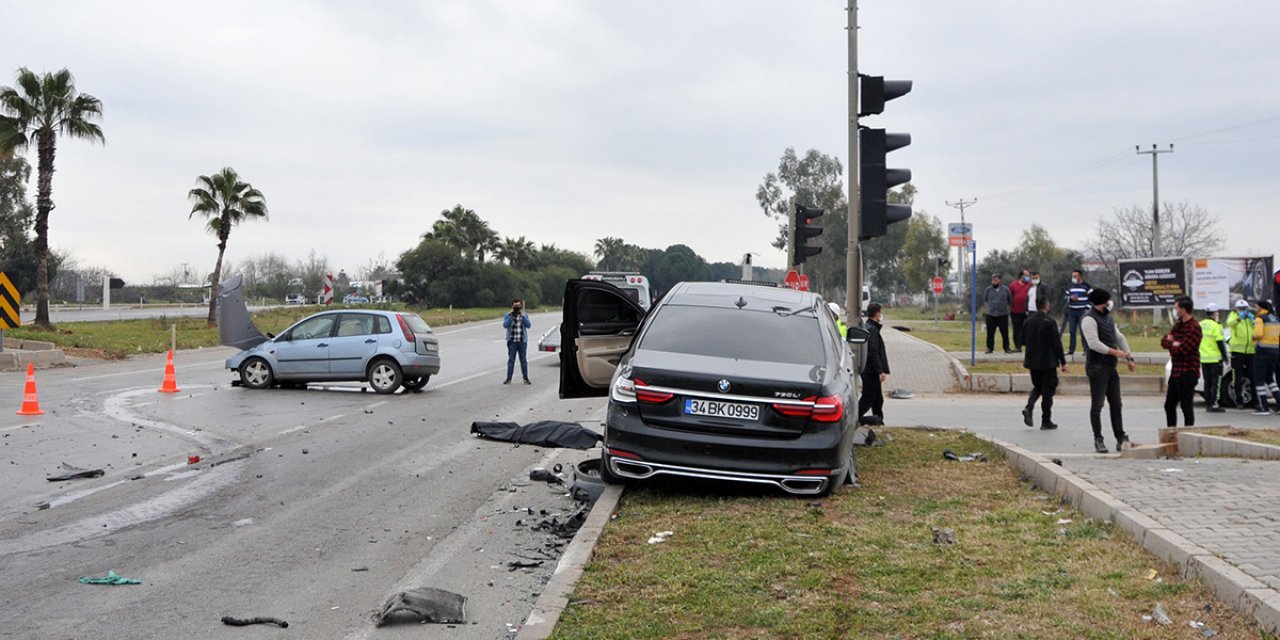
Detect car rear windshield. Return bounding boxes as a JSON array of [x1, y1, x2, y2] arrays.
[[400, 313, 432, 334], [637, 305, 825, 365]]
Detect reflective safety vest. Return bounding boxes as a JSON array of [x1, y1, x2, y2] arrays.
[[1227, 312, 1256, 355], [1199, 318, 1225, 364], [1256, 313, 1280, 351]]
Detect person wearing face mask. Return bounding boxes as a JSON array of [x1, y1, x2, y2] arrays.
[[1080, 288, 1136, 453], [1226, 299, 1256, 409], [984, 274, 1014, 354], [1199, 303, 1229, 413], [1063, 269, 1093, 356], [1026, 271, 1042, 326], [1252, 300, 1280, 415], [1161, 296, 1202, 427], [502, 298, 532, 385], [1009, 268, 1032, 352]]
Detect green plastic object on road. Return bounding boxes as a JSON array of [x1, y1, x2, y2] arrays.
[[79, 570, 141, 585]]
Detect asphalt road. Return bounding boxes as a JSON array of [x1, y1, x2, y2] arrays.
[[0, 312, 605, 639]]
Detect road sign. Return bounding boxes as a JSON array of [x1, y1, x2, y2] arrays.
[[931, 277, 944, 295], [321, 274, 334, 305], [0, 272, 19, 329], [948, 222, 973, 247], [967, 239, 977, 252], [798, 274, 810, 292], [783, 270, 802, 290]]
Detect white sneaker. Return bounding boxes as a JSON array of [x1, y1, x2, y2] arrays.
[[1254, 410, 1272, 416]]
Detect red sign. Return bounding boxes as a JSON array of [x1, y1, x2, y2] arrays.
[[798, 274, 809, 291], [783, 270, 802, 290], [931, 276, 944, 295]]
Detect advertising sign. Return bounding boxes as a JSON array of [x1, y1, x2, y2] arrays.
[[1191, 257, 1275, 310], [1117, 258, 1187, 308], [947, 222, 973, 247]]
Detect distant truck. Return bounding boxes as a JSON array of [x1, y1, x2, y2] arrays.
[[538, 272, 652, 354]]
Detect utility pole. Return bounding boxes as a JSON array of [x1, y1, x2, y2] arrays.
[[1135, 144, 1173, 257], [845, 0, 861, 320], [946, 198, 976, 294]]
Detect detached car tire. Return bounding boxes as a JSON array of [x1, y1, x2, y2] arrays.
[[368, 358, 403, 395], [239, 357, 275, 389]]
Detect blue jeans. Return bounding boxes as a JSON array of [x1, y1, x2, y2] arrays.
[[506, 340, 529, 381], [1066, 308, 1087, 353]]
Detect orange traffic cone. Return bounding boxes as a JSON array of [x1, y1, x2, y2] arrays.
[[158, 350, 181, 393], [16, 363, 44, 416]]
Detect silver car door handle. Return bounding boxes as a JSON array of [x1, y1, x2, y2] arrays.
[[317, 343, 328, 347], [365, 339, 376, 343]]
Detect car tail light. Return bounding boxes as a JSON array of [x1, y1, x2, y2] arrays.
[[771, 395, 844, 423], [605, 447, 642, 460], [634, 379, 673, 404], [794, 468, 833, 476], [395, 314, 415, 342]]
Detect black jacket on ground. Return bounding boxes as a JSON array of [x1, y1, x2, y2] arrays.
[[864, 320, 890, 375], [1022, 311, 1066, 370]]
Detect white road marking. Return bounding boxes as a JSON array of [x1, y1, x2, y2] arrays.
[[364, 399, 390, 410], [278, 414, 345, 436], [69, 359, 225, 382], [432, 353, 555, 390], [1, 423, 38, 432]]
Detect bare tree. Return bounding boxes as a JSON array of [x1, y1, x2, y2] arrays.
[[1084, 201, 1223, 284]]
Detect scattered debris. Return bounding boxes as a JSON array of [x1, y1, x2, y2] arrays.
[[187, 455, 201, 465], [1051, 458, 1063, 466], [221, 616, 288, 628], [47, 463, 105, 482], [648, 531, 674, 545], [533, 508, 588, 539], [942, 449, 986, 462], [375, 588, 467, 626], [507, 560, 543, 571], [1201, 629, 1219, 638], [1151, 602, 1173, 625], [1056, 518, 1072, 525], [570, 459, 606, 504], [352, 567, 369, 572], [852, 427, 877, 446], [529, 468, 562, 484], [888, 388, 914, 399], [1145, 568, 1159, 581], [79, 570, 141, 585], [931, 527, 957, 545], [470, 421, 602, 449]]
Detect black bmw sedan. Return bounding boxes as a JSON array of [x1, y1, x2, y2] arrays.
[[559, 280, 868, 496]]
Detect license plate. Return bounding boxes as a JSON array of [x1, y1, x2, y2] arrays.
[[684, 398, 759, 421]]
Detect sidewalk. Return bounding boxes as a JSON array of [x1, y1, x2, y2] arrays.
[[885, 329, 1280, 630], [879, 326, 959, 393]]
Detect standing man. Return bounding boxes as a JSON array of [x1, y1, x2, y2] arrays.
[[1063, 269, 1093, 356], [1252, 300, 1280, 415], [1161, 296, 1202, 427], [1009, 268, 1032, 352], [1021, 296, 1068, 430], [1026, 271, 1043, 323], [502, 298, 532, 385], [858, 303, 889, 426], [1226, 299, 1257, 409], [984, 274, 1013, 354], [1081, 288, 1136, 453], [1199, 303, 1229, 413]]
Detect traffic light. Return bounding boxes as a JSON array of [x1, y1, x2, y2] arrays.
[[857, 74, 913, 240], [794, 204, 824, 265]]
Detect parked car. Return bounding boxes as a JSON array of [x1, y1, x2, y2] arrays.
[[284, 293, 307, 305], [539, 272, 650, 356], [559, 279, 868, 496], [537, 325, 561, 353], [343, 294, 370, 304], [217, 276, 440, 394]]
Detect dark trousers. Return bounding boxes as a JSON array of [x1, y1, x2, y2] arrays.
[[1011, 312, 1027, 349], [1025, 368, 1058, 423], [1066, 308, 1087, 354], [1232, 352, 1253, 407], [1255, 350, 1280, 411], [1202, 362, 1223, 408], [506, 340, 529, 381], [1165, 372, 1197, 427], [985, 314, 1009, 352], [1086, 364, 1126, 440], [858, 371, 884, 420]]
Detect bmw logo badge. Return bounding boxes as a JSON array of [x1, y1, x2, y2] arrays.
[[717, 379, 731, 393]]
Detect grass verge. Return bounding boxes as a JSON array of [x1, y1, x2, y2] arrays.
[[7, 306, 526, 358], [550, 429, 1264, 639], [1187, 427, 1280, 448]]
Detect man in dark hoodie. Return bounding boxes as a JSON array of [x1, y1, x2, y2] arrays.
[[1021, 295, 1068, 429], [1080, 288, 1136, 453], [858, 303, 890, 425]]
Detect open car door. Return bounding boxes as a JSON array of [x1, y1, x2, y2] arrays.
[[216, 274, 268, 351], [559, 279, 647, 399]]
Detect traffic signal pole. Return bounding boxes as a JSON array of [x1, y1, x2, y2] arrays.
[[845, 0, 861, 320]]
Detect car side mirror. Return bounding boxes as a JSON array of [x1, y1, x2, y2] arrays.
[[846, 326, 870, 345]]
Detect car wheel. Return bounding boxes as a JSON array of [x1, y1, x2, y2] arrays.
[[599, 452, 629, 486], [402, 375, 429, 392], [817, 446, 856, 497], [368, 358, 403, 395], [239, 358, 274, 389]]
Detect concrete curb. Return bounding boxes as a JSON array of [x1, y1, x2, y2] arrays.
[[973, 433, 1280, 634], [0, 338, 66, 370], [1179, 432, 1280, 460], [960, 372, 1164, 396], [515, 483, 624, 640]]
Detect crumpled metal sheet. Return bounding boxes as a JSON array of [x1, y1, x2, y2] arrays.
[[217, 274, 268, 351]]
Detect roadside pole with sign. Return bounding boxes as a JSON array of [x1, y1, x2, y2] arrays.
[[0, 271, 22, 353], [931, 276, 944, 323], [968, 240, 977, 367]]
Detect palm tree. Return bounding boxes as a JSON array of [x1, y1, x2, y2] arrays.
[[498, 236, 537, 269], [594, 237, 625, 270], [0, 67, 104, 328], [188, 167, 268, 326], [426, 205, 501, 264]]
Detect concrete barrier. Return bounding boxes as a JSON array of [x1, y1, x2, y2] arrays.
[[0, 338, 66, 370], [1179, 432, 1280, 460]]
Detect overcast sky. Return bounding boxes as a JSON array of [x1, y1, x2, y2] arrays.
[[3, 0, 1278, 283]]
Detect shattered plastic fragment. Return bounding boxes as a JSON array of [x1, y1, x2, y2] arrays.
[[942, 449, 986, 462], [221, 616, 288, 628], [931, 527, 957, 545], [47, 463, 105, 482], [79, 570, 141, 585], [648, 531, 674, 544], [1152, 602, 1173, 625], [375, 588, 467, 626]]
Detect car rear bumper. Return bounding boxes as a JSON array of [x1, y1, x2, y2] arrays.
[[400, 353, 441, 376], [603, 402, 848, 495]]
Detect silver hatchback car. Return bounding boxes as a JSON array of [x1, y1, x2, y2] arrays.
[[218, 276, 440, 394]]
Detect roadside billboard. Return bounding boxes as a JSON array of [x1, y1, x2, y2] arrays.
[[1117, 257, 1187, 308], [1191, 257, 1275, 310], [947, 222, 973, 247]]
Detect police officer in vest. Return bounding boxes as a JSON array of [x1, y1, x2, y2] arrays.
[[1199, 303, 1229, 413], [1080, 288, 1136, 453]]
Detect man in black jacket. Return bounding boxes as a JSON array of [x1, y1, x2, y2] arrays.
[[1022, 295, 1069, 429], [858, 303, 890, 425]]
